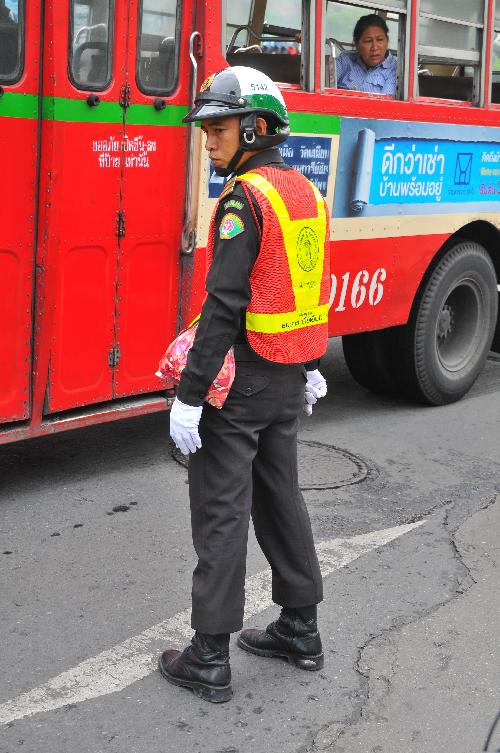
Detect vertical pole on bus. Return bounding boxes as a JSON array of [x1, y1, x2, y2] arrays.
[[177, 28, 202, 335], [315, 0, 324, 93], [400, 0, 412, 101], [484, 0, 495, 107], [408, 0, 419, 101], [181, 30, 202, 257]]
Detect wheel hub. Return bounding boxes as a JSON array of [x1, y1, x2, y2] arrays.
[[437, 304, 454, 340], [436, 281, 483, 371]]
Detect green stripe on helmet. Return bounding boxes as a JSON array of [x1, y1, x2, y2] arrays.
[[244, 92, 288, 124]]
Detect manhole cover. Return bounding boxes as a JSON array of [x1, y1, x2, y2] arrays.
[[172, 440, 369, 490], [298, 440, 369, 490]]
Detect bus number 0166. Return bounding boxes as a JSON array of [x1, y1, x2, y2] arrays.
[[328, 268, 387, 312]]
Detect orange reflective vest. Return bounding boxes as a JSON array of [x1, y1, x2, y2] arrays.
[[208, 165, 330, 364]]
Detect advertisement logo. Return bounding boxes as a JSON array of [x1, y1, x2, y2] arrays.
[[454, 153, 473, 185]]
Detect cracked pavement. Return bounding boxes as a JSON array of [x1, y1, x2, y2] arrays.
[[317, 496, 500, 753], [1, 339, 499, 753]]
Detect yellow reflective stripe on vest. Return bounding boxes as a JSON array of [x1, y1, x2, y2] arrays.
[[246, 304, 330, 333], [240, 171, 327, 331]]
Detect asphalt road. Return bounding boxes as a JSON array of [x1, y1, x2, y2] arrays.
[[1, 339, 499, 753]]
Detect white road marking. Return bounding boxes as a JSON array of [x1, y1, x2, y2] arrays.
[[0, 521, 423, 725]]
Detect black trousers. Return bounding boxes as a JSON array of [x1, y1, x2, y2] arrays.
[[188, 348, 323, 634]]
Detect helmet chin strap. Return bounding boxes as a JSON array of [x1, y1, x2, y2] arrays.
[[212, 113, 258, 178], [240, 112, 258, 149], [213, 147, 245, 178]]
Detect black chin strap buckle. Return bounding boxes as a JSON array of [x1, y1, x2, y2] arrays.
[[240, 112, 257, 150]]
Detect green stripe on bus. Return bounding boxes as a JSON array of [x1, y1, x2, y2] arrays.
[[289, 111, 340, 135], [0, 91, 38, 119], [0, 92, 339, 134], [127, 103, 188, 126], [42, 96, 123, 123], [40, 96, 187, 126]]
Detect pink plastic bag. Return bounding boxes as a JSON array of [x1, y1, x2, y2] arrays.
[[156, 322, 235, 409]]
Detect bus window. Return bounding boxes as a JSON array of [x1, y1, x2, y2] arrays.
[[0, 0, 23, 83], [417, 0, 484, 103], [324, 1, 405, 98], [224, 0, 313, 90], [137, 0, 181, 94], [69, 0, 113, 90], [492, 1, 500, 104]]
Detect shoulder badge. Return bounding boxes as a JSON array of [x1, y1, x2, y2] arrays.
[[219, 176, 236, 200], [219, 212, 245, 240]]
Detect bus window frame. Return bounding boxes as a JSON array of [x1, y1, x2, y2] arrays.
[[414, 2, 489, 106], [305, 0, 315, 90], [320, 0, 411, 100], [68, 0, 115, 93], [221, 0, 316, 93], [135, 0, 182, 97], [0, 0, 25, 85]]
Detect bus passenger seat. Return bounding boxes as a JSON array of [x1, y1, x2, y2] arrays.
[[0, 24, 17, 75], [226, 51, 301, 85], [418, 74, 473, 102], [158, 37, 175, 88]]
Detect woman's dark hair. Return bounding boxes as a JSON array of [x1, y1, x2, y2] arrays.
[[353, 14, 389, 43]]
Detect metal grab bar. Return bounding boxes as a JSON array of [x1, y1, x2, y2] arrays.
[[74, 23, 108, 47], [325, 38, 347, 88], [181, 30, 202, 256], [228, 24, 296, 51]]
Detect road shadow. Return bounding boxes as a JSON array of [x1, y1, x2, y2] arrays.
[[0, 412, 174, 499], [1, 340, 498, 498]]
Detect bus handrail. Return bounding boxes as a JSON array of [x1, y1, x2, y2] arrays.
[[325, 38, 346, 88], [181, 30, 202, 256], [228, 24, 296, 52], [73, 23, 108, 47]]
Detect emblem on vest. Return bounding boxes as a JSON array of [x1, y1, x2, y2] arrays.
[[296, 227, 319, 272]]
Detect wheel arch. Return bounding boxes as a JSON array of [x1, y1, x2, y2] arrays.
[[452, 220, 500, 285], [407, 221, 500, 352]]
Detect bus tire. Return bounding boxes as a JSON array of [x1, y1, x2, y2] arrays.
[[394, 241, 498, 405], [342, 329, 398, 394], [491, 320, 500, 354]]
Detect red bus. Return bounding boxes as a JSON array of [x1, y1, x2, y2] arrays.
[[1, 0, 499, 445]]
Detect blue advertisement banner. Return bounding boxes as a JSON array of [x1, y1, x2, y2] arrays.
[[208, 167, 227, 199], [333, 118, 500, 218], [208, 136, 331, 199], [279, 136, 331, 194]]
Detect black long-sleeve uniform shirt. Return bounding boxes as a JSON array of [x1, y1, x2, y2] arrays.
[[177, 147, 318, 407]]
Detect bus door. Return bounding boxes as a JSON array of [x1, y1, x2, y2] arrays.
[[44, 0, 189, 413], [114, 0, 188, 399], [0, 0, 39, 424], [42, 0, 128, 413]]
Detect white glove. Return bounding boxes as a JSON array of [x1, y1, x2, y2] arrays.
[[169, 398, 203, 455], [304, 369, 327, 416]]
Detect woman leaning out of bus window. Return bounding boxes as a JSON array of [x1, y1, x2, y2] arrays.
[[336, 14, 396, 95]]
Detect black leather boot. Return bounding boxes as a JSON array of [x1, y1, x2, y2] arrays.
[[237, 606, 324, 671], [158, 632, 232, 703]]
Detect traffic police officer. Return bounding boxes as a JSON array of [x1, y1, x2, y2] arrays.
[[159, 67, 330, 703]]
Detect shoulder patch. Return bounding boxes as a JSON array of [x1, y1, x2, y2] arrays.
[[219, 212, 245, 240], [224, 199, 244, 211], [220, 176, 236, 199]]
